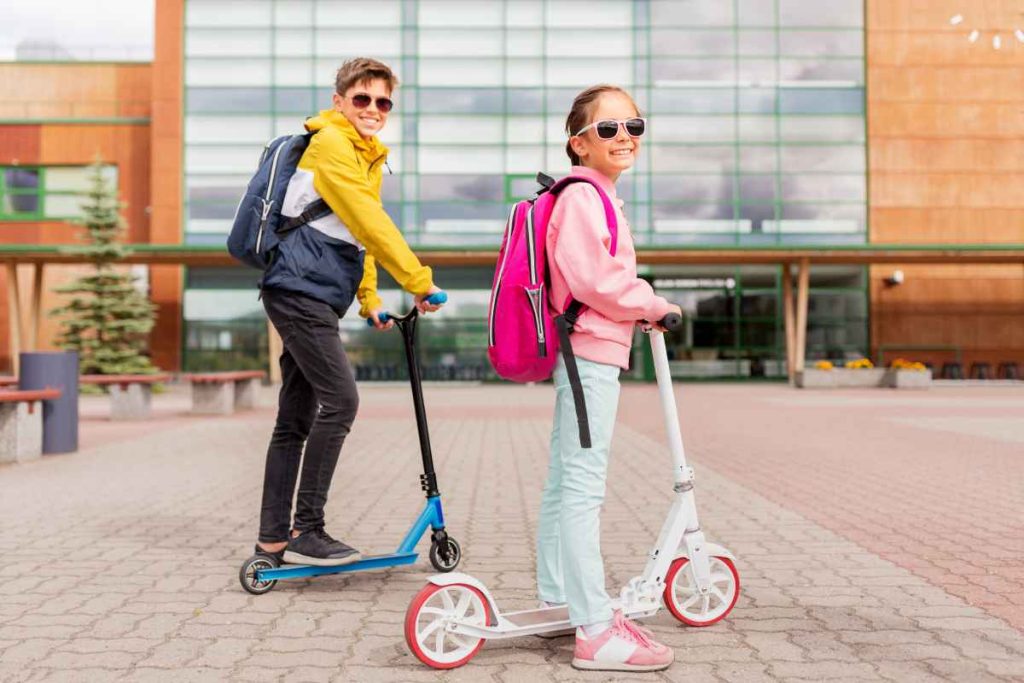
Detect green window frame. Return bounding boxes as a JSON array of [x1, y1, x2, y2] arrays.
[[0, 165, 118, 221]]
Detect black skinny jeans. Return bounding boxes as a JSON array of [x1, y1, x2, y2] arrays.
[[258, 288, 359, 543]]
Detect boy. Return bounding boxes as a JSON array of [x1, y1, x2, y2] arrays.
[[255, 58, 443, 566]]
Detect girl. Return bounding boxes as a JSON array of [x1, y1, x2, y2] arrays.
[[537, 85, 682, 672]]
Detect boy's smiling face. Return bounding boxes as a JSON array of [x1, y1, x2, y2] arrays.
[[333, 78, 392, 140]]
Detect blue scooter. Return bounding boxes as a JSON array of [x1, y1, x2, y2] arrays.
[[239, 292, 460, 594]]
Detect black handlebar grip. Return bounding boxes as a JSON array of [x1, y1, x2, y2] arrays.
[[658, 312, 683, 331]]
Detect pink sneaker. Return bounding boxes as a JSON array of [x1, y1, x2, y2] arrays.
[[571, 611, 674, 672]]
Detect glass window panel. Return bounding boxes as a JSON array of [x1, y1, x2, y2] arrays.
[[420, 29, 504, 56], [739, 203, 777, 227], [187, 87, 271, 112], [377, 116, 402, 144], [781, 145, 864, 172], [546, 0, 632, 27], [737, 0, 776, 26], [546, 146, 571, 173], [380, 175, 402, 202], [545, 115, 568, 142], [781, 174, 865, 202], [420, 88, 505, 113], [420, 59, 502, 87], [781, 115, 864, 141], [506, 146, 544, 174], [737, 59, 778, 82], [739, 175, 776, 203], [546, 59, 631, 87], [507, 59, 544, 87], [274, 59, 315, 86], [651, 1, 732, 26], [420, 116, 502, 144], [545, 88, 579, 114], [652, 59, 736, 83], [738, 115, 777, 141], [316, 0, 401, 26], [275, 28, 314, 56], [420, 201, 506, 221], [419, 0, 502, 26], [507, 29, 542, 56], [315, 29, 401, 56], [188, 185, 245, 209], [186, 115, 272, 143], [46, 166, 116, 192], [419, 147, 502, 173], [651, 145, 736, 173], [419, 175, 503, 201], [507, 89, 544, 114], [781, 29, 863, 56], [738, 30, 778, 56], [781, 202, 865, 223], [43, 194, 86, 218], [187, 0, 271, 27], [546, 30, 632, 57], [780, 88, 863, 114], [651, 88, 735, 114], [4, 168, 40, 192], [650, 115, 736, 143], [739, 88, 776, 113], [653, 203, 735, 221], [652, 175, 733, 202], [506, 0, 543, 26], [739, 146, 778, 172], [779, 59, 863, 83], [652, 30, 734, 56], [779, 0, 864, 27], [275, 87, 316, 114], [274, 0, 313, 26], [186, 59, 271, 87], [273, 116, 306, 137], [186, 145, 266, 174], [188, 197, 238, 220], [187, 29, 270, 57]]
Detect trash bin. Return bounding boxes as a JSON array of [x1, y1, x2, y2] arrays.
[[19, 351, 78, 454]]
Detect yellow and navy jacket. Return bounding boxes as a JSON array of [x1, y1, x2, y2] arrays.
[[262, 109, 432, 316]]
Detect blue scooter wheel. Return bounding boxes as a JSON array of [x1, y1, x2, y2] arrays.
[[429, 536, 461, 572], [239, 553, 279, 595]]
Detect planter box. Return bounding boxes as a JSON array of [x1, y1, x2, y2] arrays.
[[796, 368, 887, 388], [885, 369, 932, 389]]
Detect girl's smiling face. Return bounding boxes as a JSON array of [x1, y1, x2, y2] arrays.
[[568, 91, 641, 181]]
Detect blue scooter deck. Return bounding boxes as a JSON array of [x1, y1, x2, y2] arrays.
[[259, 552, 419, 580]]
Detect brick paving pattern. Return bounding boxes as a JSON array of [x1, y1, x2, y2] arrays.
[[0, 383, 1022, 682]]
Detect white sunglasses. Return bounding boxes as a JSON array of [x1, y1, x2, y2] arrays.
[[572, 117, 647, 140]]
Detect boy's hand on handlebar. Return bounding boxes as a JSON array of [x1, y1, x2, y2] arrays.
[[368, 309, 394, 331], [415, 285, 445, 314]]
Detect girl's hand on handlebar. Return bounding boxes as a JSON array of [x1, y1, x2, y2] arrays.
[[640, 304, 683, 332], [368, 309, 394, 331], [415, 285, 445, 314]]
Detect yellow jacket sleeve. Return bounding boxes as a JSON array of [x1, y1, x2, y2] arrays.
[[356, 254, 383, 318], [311, 133, 433, 312]]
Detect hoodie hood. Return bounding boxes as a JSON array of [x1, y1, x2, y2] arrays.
[[305, 109, 388, 163]]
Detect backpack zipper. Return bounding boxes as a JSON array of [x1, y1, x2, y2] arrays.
[[255, 139, 288, 254], [488, 203, 520, 347]]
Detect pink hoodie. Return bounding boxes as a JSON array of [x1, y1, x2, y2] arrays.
[[546, 166, 672, 370]]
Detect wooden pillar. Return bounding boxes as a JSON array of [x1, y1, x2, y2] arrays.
[[794, 258, 810, 375], [782, 263, 795, 383], [5, 263, 22, 376], [267, 317, 282, 384], [29, 263, 44, 351]]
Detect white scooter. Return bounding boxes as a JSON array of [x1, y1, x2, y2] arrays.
[[403, 315, 741, 669]]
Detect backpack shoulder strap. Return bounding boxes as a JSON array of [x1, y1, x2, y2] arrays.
[[547, 176, 619, 256], [277, 198, 330, 235]]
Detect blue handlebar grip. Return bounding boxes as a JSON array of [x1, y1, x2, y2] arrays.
[[426, 291, 448, 305], [367, 312, 391, 327]]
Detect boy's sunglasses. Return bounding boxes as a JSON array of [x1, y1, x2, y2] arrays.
[[573, 117, 646, 140], [346, 92, 394, 114]]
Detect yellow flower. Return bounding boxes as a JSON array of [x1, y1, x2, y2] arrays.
[[815, 360, 834, 371], [844, 358, 874, 369], [891, 358, 927, 371]]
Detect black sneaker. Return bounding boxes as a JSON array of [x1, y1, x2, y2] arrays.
[[254, 544, 285, 564], [283, 529, 361, 567]]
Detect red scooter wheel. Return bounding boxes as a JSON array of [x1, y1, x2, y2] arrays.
[[663, 555, 740, 626], [405, 582, 490, 669]]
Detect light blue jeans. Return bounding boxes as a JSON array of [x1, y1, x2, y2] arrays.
[[536, 356, 621, 626]]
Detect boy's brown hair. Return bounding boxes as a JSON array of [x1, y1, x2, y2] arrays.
[[335, 57, 400, 95]]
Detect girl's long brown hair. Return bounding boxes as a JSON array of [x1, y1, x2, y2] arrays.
[[564, 84, 641, 166]]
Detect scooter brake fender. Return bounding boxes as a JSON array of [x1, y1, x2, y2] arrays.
[[426, 572, 501, 626], [677, 542, 736, 562]]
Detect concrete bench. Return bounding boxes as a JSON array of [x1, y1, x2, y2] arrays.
[[184, 371, 266, 415], [80, 374, 171, 420], [0, 388, 61, 464]]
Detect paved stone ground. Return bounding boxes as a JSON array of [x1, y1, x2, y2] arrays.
[[1, 382, 1022, 682]]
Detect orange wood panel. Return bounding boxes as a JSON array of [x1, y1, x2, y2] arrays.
[[867, 0, 1024, 367], [149, 0, 185, 371], [0, 125, 41, 162], [0, 63, 151, 120]]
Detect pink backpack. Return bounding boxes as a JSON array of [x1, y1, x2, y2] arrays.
[[486, 173, 619, 448]]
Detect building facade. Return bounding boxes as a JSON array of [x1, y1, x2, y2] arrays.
[[1, 0, 1022, 378]]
